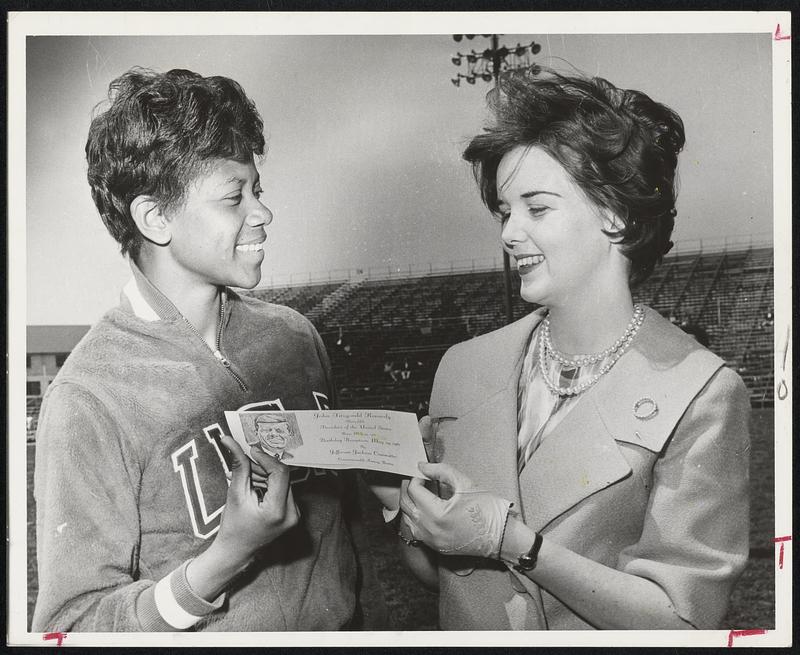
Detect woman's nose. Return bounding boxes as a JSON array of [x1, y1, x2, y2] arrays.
[[247, 200, 273, 227], [501, 211, 524, 248]]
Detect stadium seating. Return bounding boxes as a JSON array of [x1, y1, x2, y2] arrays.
[[26, 396, 43, 441], [242, 245, 775, 410], [25, 245, 775, 439], [248, 281, 344, 317]]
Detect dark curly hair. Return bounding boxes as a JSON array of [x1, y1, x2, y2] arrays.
[[86, 67, 265, 260], [463, 67, 685, 285]]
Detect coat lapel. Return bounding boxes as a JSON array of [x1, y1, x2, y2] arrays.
[[429, 305, 724, 534], [432, 382, 522, 506], [429, 308, 545, 419], [591, 307, 724, 453], [517, 392, 632, 531], [429, 309, 545, 508], [517, 306, 724, 531]]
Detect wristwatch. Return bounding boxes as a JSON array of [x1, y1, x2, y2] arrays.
[[513, 532, 543, 572]]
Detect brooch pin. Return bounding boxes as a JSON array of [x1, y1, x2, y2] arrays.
[[633, 397, 658, 420]]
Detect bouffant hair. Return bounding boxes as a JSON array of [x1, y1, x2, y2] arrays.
[[463, 67, 685, 285], [86, 67, 265, 260]]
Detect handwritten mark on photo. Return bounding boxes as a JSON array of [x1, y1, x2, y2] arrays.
[[727, 629, 767, 647], [772, 535, 792, 569], [43, 632, 67, 646], [777, 325, 789, 400], [774, 24, 791, 41]]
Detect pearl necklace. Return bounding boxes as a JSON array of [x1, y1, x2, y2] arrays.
[[539, 304, 645, 397]]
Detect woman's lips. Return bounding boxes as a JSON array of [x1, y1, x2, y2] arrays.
[[516, 254, 544, 275], [235, 241, 264, 253]]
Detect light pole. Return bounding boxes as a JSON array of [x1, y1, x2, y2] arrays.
[[451, 34, 541, 325]]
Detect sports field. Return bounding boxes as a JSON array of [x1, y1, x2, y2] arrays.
[[24, 409, 776, 631]]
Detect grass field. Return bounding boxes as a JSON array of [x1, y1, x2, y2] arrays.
[[24, 409, 776, 631]]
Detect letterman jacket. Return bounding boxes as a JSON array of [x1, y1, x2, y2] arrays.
[[33, 263, 362, 632]]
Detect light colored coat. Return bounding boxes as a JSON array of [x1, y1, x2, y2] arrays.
[[429, 306, 750, 630]]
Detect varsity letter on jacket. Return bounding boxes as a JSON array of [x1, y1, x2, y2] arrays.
[[33, 267, 360, 632]]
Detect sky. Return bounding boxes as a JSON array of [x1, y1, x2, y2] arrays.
[[24, 31, 773, 325]]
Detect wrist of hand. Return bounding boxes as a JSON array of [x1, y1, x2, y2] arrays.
[[186, 540, 254, 601], [397, 514, 420, 546], [363, 471, 403, 511], [210, 533, 260, 569], [499, 516, 538, 566]]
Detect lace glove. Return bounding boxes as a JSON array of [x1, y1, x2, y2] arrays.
[[364, 416, 438, 523], [400, 462, 513, 559]]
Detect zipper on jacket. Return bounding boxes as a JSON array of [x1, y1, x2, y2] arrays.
[[185, 292, 248, 392]]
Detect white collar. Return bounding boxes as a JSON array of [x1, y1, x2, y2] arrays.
[[122, 276, 160, 322]]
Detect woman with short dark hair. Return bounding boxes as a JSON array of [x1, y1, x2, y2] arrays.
[[398, 67, 750, 630], [35, 67, 365, 632]]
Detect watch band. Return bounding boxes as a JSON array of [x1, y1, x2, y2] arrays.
[[513, 532, 543, 572]]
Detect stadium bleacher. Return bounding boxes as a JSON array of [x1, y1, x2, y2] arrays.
[[238, 245, 774, 412], [248, 281, 345, 317], [26, 397, 43, 441], [25, 244, 775, 429]]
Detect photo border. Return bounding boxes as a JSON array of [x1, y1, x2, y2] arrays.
[[7, 9, 792, 648]]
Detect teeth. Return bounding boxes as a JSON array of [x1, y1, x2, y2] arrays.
[[236, 242, 263, 253], [517, 254, 544, 269]]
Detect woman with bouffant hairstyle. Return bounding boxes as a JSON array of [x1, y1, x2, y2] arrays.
[[466, 67, 683, 285], [397, 68, 750, 630]]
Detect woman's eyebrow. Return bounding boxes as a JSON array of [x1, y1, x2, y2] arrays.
[[216, 175, 244, 189], [520, 190, 562, 199], [217, 174, 261, 189]]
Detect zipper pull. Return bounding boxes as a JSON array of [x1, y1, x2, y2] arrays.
[[213, 350, 231, 368]]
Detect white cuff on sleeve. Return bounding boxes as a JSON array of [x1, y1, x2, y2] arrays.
[[152, 559, 225, 630], [382, 506, 400, 523]]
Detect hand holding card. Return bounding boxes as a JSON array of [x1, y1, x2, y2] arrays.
[[225, 409, 429, 478]]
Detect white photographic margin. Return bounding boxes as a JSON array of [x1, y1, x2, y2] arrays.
[[6, 9, 792, 648]]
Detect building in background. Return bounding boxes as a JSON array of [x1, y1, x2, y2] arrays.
[[26, 325, 89, 397]]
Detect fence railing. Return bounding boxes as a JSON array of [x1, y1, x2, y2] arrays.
[[669, 232, 773, 256], [253, 232, 773, 291]]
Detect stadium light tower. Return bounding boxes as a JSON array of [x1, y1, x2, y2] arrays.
[[451, 34, 542, 325]]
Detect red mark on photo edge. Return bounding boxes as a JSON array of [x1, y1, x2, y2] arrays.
[[43, 632, 67, 646], [773, 535, 792, 569], [774, 24, 791, 40], [727, 629, 767, 647]]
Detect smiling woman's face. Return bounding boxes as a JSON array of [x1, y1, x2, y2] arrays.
[[497, 145, 620, 308], [162, 158, 273, 291]]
